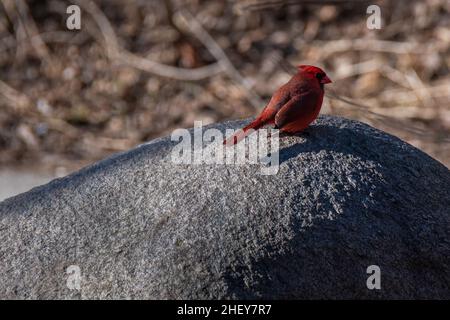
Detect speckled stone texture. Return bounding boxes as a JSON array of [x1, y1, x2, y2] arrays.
[[0, 115, 449, 299]]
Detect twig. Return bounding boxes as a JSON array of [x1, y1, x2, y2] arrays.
[[313, 39, 436, 56], [73, 0, 119, 58], [163, 0, 184, 37], [379, 65, 412, 89], [326, 89, 450, 142], [234, 0, 370, 13], [404, 68, 436, 109], [333, 59, 381, 80], [121, 51, 224, 81], [74, 0, 224, 81], [1, 0, 51, 62], [380, 83, 449, 102], [174, 9, 265, 109], [14, 0, 51, 60], [0, 79, 31, 109], [1, 0, 28, 61]]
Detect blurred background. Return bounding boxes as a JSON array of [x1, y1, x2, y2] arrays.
[[0, 0, 449, 200]]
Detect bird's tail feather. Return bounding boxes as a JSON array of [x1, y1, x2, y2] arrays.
[[223, 118, 264, 146]]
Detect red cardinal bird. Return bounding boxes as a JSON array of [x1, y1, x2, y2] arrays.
[[223, 65, 332, 145]]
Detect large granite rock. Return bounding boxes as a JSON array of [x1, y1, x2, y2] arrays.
[[0, 115, 449, 299]]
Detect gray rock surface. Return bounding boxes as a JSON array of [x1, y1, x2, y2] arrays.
[[0, 115, 449, 299]]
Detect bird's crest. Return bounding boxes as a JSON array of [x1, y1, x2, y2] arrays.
[[297, 65, 325, 74]]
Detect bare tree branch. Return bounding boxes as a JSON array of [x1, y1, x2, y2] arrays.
[[174, 9, 265, 109], [74, 0, 224, 81]]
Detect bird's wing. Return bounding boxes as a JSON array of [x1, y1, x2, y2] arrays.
[[274, 90, 320, 130], [257, 86, 291, 124]]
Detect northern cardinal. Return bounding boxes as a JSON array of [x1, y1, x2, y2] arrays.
[[223, 65, 332, 145]]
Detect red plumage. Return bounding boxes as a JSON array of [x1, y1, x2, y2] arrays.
[[223, 65, 332, 145]]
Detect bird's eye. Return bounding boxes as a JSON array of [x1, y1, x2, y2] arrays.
[[316, 73, 324, 80]]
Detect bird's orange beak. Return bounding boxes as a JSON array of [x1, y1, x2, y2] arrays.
[[321, 76, 332, 84]]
